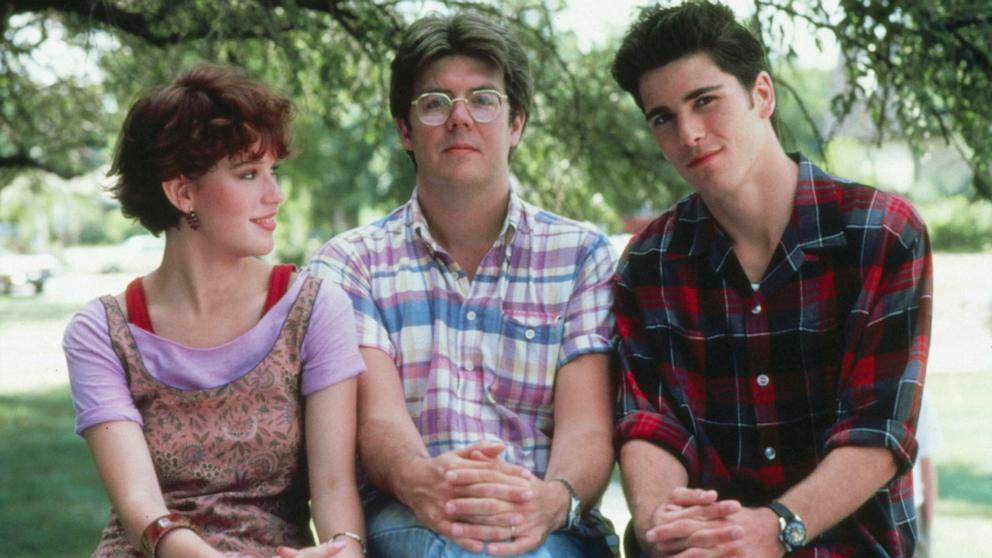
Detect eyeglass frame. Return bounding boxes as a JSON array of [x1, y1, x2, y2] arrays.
[[409, 89, 510, 126]]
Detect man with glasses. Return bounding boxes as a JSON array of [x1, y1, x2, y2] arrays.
[[309, 11, 617, 558]]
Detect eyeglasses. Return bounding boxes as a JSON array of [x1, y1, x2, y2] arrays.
[[410, 89, 508, 126]]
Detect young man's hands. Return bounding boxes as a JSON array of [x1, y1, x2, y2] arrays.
[[638, 487, 784, 558]]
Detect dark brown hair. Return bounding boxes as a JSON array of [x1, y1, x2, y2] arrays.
[[389, 11, 533, 127], [612, 1, 770, 111], [108, 64, 294, 234]]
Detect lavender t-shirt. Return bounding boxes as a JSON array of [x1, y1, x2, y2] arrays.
[[63, 270, 365, 435]]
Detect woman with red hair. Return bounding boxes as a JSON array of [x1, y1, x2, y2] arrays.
[[63, 64, 365, 558]]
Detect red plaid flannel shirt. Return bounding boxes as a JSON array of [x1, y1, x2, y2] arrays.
[[614, 154, 932, 557]]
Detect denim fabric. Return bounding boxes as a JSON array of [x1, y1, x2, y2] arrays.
[[367, 501, 614, 558]]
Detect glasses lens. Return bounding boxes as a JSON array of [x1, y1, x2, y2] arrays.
[[416, 94, 451, 126], [469, 91, 502, 122]]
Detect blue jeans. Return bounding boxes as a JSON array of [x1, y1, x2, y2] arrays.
[[367, 501, 614, 558]]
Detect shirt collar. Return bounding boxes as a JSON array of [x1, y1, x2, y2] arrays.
[[668, 152, 848, 270], [406, 185, 523, 256], [791, 152, 848, 251]]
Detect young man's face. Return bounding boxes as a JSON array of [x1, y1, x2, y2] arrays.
[[397, 55, 525, 193], [638, 53, 776, 197]]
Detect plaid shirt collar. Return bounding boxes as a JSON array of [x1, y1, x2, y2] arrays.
[[407, 185, 524, 257], [667, 153, 849, 276]]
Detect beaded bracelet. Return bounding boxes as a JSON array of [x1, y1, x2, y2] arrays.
[[140, 513, 199, 557], [331, 531, 366, 554]]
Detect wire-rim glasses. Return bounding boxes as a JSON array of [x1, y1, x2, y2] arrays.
[[410, 89, 508, 126]]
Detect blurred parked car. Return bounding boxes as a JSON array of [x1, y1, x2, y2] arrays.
[[0, 247, 60, 294], [100, 234, 165, 274]]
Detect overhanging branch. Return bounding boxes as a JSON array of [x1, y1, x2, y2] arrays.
[[6, 0, 383, 49], [0, 153, 75, 180]]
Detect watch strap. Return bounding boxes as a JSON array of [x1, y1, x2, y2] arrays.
[[766, 501, 796, 522], [765, 501, 805, 552]]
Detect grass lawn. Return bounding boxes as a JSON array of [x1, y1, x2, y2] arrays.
[[927, 371, 992, 557], [0, 388, 108, 556], [1, 375, 990, 557]]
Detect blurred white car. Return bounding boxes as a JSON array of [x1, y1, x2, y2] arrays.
[[100, 234, 165, 274], [0, 247, 60, 294]]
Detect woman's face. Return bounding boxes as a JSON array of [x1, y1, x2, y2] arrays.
[[186, 151, 284, 258]]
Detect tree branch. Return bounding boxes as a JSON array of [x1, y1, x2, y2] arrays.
[[7, 0, 185, 46], [6, 0, 385, 49], [0, 153, 75, 179], [776, 76, 827, 160]]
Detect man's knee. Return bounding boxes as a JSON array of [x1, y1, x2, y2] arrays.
[[367, 502, 441, 558], [367, 502, 613, 558], [540, 531, 614, 558]]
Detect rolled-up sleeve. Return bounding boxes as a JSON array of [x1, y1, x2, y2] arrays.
[[299, 280, 367, 396], [309, 235, 395, 359], [613, 254, 699, 480], [558, 232, 615, 366], [825, 205, 932, 476], [63, 300, 143, 435]]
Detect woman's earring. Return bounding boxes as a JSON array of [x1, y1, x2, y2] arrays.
[[185, 208, 200, 231]]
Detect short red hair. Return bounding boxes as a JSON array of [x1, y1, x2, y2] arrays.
[[109, 64, 294, 233]]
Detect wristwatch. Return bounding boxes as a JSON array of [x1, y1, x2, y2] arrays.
[[554, 477, 582, 529], [766, 501, 807, 552]]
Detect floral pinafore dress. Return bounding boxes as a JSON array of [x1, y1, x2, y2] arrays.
[[91, 276, 321, 557]]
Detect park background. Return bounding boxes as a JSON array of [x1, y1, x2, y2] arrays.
[[1, 0, 990, 556]]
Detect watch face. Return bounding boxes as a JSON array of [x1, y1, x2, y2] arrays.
[[784, 521, 806, 546]]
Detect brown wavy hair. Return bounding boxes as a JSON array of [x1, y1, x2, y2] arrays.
[[108, 64, 294, 234], [389, 11, 533, 127]]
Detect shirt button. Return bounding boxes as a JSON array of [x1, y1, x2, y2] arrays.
[[466, 311, 477, 321], [764, 447, 777, 460], [751, 304, 763, 315], [524, 329, 536, 340], [757, 374, 770, 387], [463, 362, 474, 371]]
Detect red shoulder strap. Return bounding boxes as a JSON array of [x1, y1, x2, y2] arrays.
[[128, 266, 291, 330], [263, 264, 296, 314], [125, 277, 155, 333]]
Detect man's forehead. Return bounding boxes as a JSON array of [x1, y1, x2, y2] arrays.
[[639, 53, 737, 107], [413, 54, 506, 92]]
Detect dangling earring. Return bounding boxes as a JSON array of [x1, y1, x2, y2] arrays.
[[185, 208, 200, 231]]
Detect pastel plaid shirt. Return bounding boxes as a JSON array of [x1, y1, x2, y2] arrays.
[[615, 154, 932, 557], [309, 188, 616, 536]]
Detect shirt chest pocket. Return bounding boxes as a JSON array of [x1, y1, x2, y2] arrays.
[[486, 309, 564, 413]]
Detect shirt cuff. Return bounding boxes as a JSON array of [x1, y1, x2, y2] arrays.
[[301, 363, 365, 397], [559, 333, 613, 367], [76, 408, 144, 436], [617, 409, 699, 482], [824, 417, 917, 477]]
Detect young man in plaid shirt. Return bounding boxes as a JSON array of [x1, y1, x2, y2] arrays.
[[309, 11, 617, 558], [610, 2, 932, 557]]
